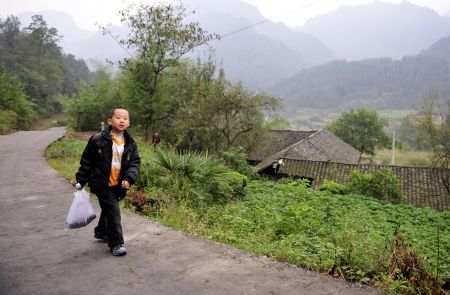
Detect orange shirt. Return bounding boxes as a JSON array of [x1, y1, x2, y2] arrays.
[[109, 134, 125, 186]]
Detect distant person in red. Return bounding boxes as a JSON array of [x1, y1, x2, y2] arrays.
[[152, 131, 160, 148]]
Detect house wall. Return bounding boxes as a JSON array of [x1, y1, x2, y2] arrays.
[[278, 158, 450, 211]]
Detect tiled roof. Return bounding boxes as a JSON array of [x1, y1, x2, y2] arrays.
[[251, 129, 360, 171], [247, 130, 316, 162]]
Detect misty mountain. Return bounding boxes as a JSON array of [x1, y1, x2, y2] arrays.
[[17, 11, 95, 55], [15, 0, 333, 90], [17, 11, 130, 62], [420, 36, 450, 64], [186, 1, 332, 89], [270, 36, 450, 110], [300, 2, 450, 61], [185, 0, 333, 68], [191, 11, 308, 90]]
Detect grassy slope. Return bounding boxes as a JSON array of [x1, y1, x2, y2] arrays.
[[46, 137, 449, 292]]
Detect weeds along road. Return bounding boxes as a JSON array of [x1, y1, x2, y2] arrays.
[[0, 128, 386, 295]]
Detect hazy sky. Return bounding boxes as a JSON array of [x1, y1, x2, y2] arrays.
[[0, 0, 449, 31]]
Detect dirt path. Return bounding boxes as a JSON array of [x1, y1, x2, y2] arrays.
[[0, 128, 386, 295]]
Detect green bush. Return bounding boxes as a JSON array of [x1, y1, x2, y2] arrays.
[[320, 180, 349, 195], [139, 148, 247, 204], [217, 147, 257, 178], [0, 109, 17, 134], [0, 66, 36, 130], [348, 169, 403, 204]]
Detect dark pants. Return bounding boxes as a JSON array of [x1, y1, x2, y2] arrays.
[[94, 186, 124, 248]]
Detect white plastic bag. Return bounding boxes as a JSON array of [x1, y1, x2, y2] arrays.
[[65, 189, 96, 230]]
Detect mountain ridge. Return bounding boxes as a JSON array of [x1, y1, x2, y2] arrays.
[[300, 1, 450, 61], [270, 35, 450, 111]]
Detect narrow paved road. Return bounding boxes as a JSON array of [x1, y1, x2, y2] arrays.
[[0, 128, 385, 295]]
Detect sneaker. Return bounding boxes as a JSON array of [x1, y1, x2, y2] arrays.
[[111, 245, 127, 256], [94, 232, 107, 243]]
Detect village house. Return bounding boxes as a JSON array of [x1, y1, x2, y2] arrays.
[[246, 129, 360, 175]]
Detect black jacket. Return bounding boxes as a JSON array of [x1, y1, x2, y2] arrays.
[[76, 126, 141, 199]]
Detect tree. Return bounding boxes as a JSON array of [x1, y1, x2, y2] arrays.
[[62, 54, 95, 97], [0, 16, 21, 72], [20, 15, 64, 112], [67, 69, 121, 131], [116, 1, 218, 140], [415, 92, 450, 193], [398, 113, 431, 151], [163, 58, 219, 151], [328, 108, 389, 162], [207, 77, 279, 148], [0, 66, 35, 132]]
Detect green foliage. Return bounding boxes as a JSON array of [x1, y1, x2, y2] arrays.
[[0, 110, 17, 134], [137, 148, 247, 204], [207, 78, 279, 148], [67, 69, 121, 131], [0, 66, 35, 132], [217, 147, 257, 178], [415, 92, 450, 193], [45, 138, 86, 159], [62, 54, 95, 97], [48, 138, 450, 293], [398, 113, 431, 151], [348, 169, 403, 203], [156, 180, 449, 291], [45, 138, 86, 180], [116, 1, 218, 139], [320, 180, 349, 195], [329, 108, 389, 161], [264, 116, 292, 130], [274, 53, 450, 110], [0, 15, 95, 124]]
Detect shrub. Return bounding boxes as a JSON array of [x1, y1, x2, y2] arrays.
[[144, 149, 247, 204], [0, 109, 17, 134], [348, 169, 403, 204], [320, 180, 349, 195], [217, 147, 257, 178]]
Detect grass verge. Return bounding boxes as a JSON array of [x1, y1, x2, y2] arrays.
[[47, 136, 449, 294]]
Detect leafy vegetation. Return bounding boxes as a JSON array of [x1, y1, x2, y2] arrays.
[[66, 69, 120, 131], [0, 15, 96, 133], [347, 169, 403, 204], [328, 108, 389, 162], [47, 137, 449, 294], [0, 66, 35, 133], [113, 1, 218, 140], [415, 92, 450, 193], [136, 148, 247, 205]]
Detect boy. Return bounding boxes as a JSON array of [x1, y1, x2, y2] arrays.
[[75, 107, 141, 256]]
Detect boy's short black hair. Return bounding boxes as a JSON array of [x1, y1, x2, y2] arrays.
[[109, 107, 129, 118]]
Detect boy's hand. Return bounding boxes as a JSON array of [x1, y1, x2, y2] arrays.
[[121, 180, 130, 189]]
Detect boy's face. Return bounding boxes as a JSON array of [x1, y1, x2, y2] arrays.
[[108, 109, 130, 133]]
